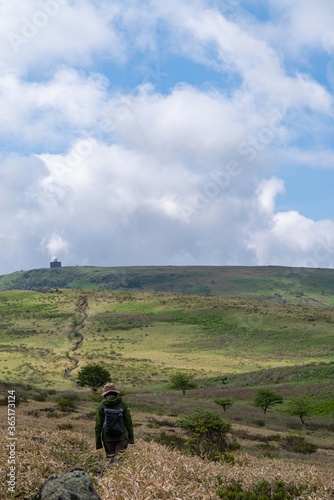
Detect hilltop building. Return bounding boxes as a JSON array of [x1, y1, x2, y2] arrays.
[[50, 257, 61, 268]]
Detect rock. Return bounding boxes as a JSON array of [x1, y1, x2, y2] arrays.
[[33, 467, 101, 500], [39, 407, 56, 412]]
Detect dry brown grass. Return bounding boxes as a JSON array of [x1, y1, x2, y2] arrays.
[[1, 403, 334, 499], [97, 440, 334, 499], [1, 428, 334, 499]]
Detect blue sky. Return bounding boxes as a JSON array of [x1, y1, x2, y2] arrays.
[[0, 0, 334, 273]]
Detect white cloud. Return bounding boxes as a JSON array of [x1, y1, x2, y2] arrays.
[[267, 0, 334, 54], [195, 6, 332, 112], [0, 0, 124, 73], [0, 0, 333, 273], [278, 148, 334, 169], [247, 178, 334, 268], [256, 177, 285, 215], [0, 68, 110, 150]]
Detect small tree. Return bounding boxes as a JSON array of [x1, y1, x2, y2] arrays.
[[287, 396, 313, 425], [214, 397, 234, 412], [253, 389, 283, 414], [77, 363, 111, 392], [169, 372, 196, 396], [178, 410, 231, 459]]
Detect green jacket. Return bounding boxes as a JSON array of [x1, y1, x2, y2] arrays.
[[95, 395, 134, 449]]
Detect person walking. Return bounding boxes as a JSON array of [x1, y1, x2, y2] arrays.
[[95, 383, 134, 460]]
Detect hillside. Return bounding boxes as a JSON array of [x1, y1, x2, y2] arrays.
[[0, 288, 334, 391], [1, 269, 334, 499], [0, 424, 333, 499], [1, 265, 334, 305]]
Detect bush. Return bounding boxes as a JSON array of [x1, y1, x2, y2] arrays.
[[216, 477, 306, 499], [281, 435, 317, 454], [46, 411, 62, 419], [178, 410, 232, 460], [56, 397, 78, 413], [31, 392, 47, 402], [147, 417, 176, 428]]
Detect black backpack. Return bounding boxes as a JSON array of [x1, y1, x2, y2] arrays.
[[102, 402, 125, 436]]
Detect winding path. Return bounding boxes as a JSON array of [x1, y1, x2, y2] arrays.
[[63, 295, 88, 380]]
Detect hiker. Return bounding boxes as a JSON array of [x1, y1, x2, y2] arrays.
[[95, 383, 134, 460]]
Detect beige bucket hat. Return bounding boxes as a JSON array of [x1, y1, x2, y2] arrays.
[[102, 383, 120, 396]]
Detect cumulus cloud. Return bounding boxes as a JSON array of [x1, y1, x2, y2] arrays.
[[0, 0, 124, 73], [0, 0, 334, 273], [267, 0, 334, 54], [0, 68, 111, 151]]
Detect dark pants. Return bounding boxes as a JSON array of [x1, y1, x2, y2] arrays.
[[103, 440, 128, 459]]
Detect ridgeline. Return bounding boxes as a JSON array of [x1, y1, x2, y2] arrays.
[[1, 265, 334, 304]]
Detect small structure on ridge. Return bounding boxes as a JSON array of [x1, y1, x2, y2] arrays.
[[50, 257, 62, 268]]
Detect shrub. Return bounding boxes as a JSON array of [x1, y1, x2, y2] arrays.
[[147, 417, 176, 428], [178, 410, 232, 460], [46, 411, 62, 419], [232, 429, 280, 444], [216, 477, 306, 499], [222, 452, 235, 465], [31, 392, 47, 402], [56, 397, 78, 413], [280, 435, 317, 454]]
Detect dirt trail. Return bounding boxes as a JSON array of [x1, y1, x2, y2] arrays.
[[63, 295, 88, 380]]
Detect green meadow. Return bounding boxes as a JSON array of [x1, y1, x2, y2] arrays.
[[0, 287, 333, 393]]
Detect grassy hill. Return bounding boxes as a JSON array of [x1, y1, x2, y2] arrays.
[[1, 265, 334, 305], [0, 267, 334, 498], [0, 288, 333, 391]]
